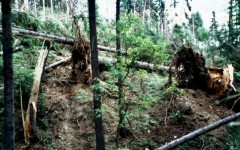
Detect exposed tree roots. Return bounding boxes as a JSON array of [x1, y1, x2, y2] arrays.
[[71, 37, 92, 84], [168, 46, 236, 97]]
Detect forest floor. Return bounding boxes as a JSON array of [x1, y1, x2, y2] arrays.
[[16, 53, 237, 150]]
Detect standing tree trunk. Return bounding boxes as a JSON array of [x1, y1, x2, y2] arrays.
[[15, 0, 19, 11], [24, 0, 29, 10], [2, 0, 15, 149], [50, 0, 54, 18], [88, 0, 105, 149], [34, 0, 37, 16], [116, 0, 128, 148], [228, 0, 234, 42], [43, 0, 46, 19]]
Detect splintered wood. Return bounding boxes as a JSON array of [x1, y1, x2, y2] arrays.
[[24, 48, 49, 145], [207, 64, 236, 97], [171, 46, 235, 97]]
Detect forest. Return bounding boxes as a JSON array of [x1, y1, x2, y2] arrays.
[[0, 0, 240, 149]]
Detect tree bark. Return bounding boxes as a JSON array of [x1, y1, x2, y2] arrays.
[[88, 0, 106, 149], [45, 57, 71, 70], [45, 56, 170, 73], [43, 0, 46, 19], [24, 0, 29, 10], [15, 0, 19, 11], [34, 0, 37, 16], [116, 0, 129, 147], [2, 1, 15, 149], [156, 112, 240, 150], [0, 27, 128, 54], [50, 0, 54, 18], [24, 48, 49, 144]]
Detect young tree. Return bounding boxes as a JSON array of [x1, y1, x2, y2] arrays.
[[116, 0, 128, 147], [88, 0, 105, 149], [2, 0, 15, 149]]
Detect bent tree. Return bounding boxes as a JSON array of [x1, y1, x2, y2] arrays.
[[88, 0, 105, 149], [2, 0, 15, 149]]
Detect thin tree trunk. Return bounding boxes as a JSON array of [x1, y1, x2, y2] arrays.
[[34, 0, 37, 16], [15, 0, 19, 11], [142, 0, 146, 24], [88, 0, 105, 149], [116, 0, 128, 147], [43, 0, 46, 19], [24, 0, 29, 10], [2, 0, 15, 149], [156, 112, 240, 150], [228, 0, 233, 42], [50, 0, 54, 18]]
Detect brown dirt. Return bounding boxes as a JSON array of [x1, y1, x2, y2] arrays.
[[16, 57, 235, 150]]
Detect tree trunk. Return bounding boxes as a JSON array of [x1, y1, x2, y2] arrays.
[[50, 0, 54, 18], [228, 0, 234, 42], [15, 0, 19, 11], [43, 0, 46, 19], [88, 0, 106, 149], [34, 0, 37, 16], [24, 0, 29, 10], [2, 1, 15, 149], [73, 0, 79, 16], [24, 48, 49, 144], [116, 0, 129, 147], [0, 27, 128, 54], [156, 112, 240, 150]]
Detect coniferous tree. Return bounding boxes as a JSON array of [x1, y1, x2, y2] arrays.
[[2, 0, 15, 149], [116, 0, 128, 147], [88, 0, 105, 149]]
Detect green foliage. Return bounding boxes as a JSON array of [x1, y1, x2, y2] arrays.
[[50, 143, 56, 150], [14, 67, 34, 99], [164, 81, 184, 97], [196, 27, 209, 42], [189, 12, 203, 31], [224, 124, 240, 150], [118, 14, 169, 65]]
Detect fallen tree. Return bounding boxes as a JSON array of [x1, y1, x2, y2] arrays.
[[168, 46, 236, 97], [0, 27, 126, 54], [156, 112, 240, 150], [45, 56, 170, 73]]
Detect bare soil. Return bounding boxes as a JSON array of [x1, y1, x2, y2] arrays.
[[16, 58, 236, 150]]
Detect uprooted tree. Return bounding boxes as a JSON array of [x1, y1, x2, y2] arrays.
[[168, 46, 236, 97]]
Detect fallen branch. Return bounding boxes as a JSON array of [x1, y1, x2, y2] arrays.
[[156, 112, 240, 150], [45, 56, 71, 70], [24, 48, 49, 145]]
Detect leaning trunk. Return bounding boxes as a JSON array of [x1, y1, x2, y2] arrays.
[[24, 48, 49, 144]]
